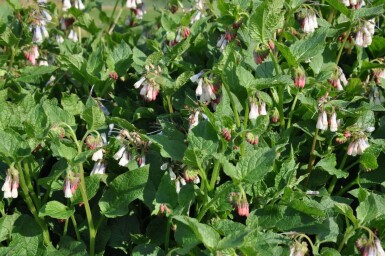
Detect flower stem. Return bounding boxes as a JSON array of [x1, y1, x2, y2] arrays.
[[336, 178, 358, 197], [286, 94, 299, 129], [108, 6, 124, 35], [269, 52, 285, 129], [336, 27, 352, 65], [240, 101, 249, 157], [63, 218, 69, 236], [305, 128, 319, 186], [78, 163, 96, 256], [165, 218, 171, 252], [71, 214, 81, 241], [338, 226, 355, 252], [18, 163, 51, 245], [22, 161, 41, 209], [166, 95, 174, 114]]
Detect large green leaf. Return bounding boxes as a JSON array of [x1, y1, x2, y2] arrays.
[[290, 27, 328, 62], [99, 166, 150, 217], [39, 201, 75, 219]]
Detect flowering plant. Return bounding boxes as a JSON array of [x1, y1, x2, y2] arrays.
[[1, 0, 385, 255]]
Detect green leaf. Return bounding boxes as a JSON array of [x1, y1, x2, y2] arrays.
[[334, 203, 358, 226], [61, 93, 85, 116], [132, 244, 165, 256], [0, 129, 30, 159], [173, 215, 220, 251], [16, 66, 58, 84], [108, 215, 140, 252], [43, 101, 76, 128], [58, 236, 87, 256], [290, 27, 328, 62], [86, 47, 103, 77], [81, 98, 106, 130], [236, 66, 255, 90], [276, 42, 298, 67], [0, 27, 19, 46], [109, 40, 132, 76], [356, 193, 385, 224], [99, 166, 150, 217], [71, 175, 101, 205], [324, 0, 351, 17], [50, 139, 78, 161], [249, 0, 285, 43], [352, 5, 384, 20], [39, 201, 75, 219], [0, 213, 19, 242], [161, 12, 178, 32], [315, 155, 348, 178]]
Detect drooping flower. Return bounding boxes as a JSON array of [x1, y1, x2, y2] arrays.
[[2, 168, 19, 199], [289, 240, 308, 256], [347, 135, 369, 156], [91, 161, 107, 175], [221, 128, 231, 141], [329, 111, 338, 132], [316, 110, 328, 130], [62, 0, 72, 11], [74, 0, 85, 10], [354, 19, 375, 47], [63, 172, 80, 198], [302, 11, 318, 33], [33, 26, 44, 43], [249, 100, 259, 120], [293, 67, 306, 88], [259, 101, 267, 115], [133, 65, 162, 101], [193, 75, 217, 104], [126, 0, 137, 9], [68, 29, 79, 42], [329, 66, 348, 90]]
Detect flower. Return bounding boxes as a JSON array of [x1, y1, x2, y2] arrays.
[[302, 12, 318, 33], [293, 68, 306, 88], [64, 179, 72, 198], [194, 76, 217, 104], [216, 34, 228, 51], [190, 71, 204, 83], [329, 111, 338, 132], [68, 29, 79, 42], [74, 0, 85, 10], [249, 100, 259, 120], [289, 241, 308, 256], [347, 136, 369, 156], [91, 161, 107, 175], [63, 172, 80, 198], [316, 110, 328, 130], [355, 20, 375, 47], [62, 0, 72, 11], [126, 0, 137, 9], [329, 66, 348, 90], [189, 111, 200, 130], [221, 128, 231, 141], [259, 101, 267, 115], [33, 26, 44, 43], [113, 146, 131, 166], [2, 168, 19, 199]]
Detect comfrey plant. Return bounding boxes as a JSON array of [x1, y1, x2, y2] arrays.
[[1, 0, 385, 255]]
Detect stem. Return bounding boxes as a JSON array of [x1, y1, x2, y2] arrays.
[[166, 95, 173, 114], [108, 7, 124, 35], [286, 94, 298, 129], [18, 164, 51, 245], [165, 218, 171, 252], [7, 47, 15, 73], [270, 52, 285, 129], [223, 82, 241, 128], [336, 178, 357, 197], [22, 161, 41, 209], [196, 160, 210, 193], [63, 218, 69, 236], [336, 27, 352, 65], [305, 129, 319, 186], [209, 160, 220, 191], [78, 163, 96, 256], [328, 153, 348, 194], [71, 215, 81, 241], [338, 226, 354, 252], [240, 101, 249, 157], [108, 0, 120, 28]]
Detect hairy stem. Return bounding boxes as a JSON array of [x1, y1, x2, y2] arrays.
[[222, 82, 240, 128], [328, 153, 348, 194], [71, 214, 81, 241], [270, 52, 285, 129], [240, 101, 249, 157], [305, 128, 319, 186]]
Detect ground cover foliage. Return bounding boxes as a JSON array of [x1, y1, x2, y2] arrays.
[[1, 0, 385, 255]]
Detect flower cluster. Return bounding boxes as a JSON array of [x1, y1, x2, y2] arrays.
[[369, 86, 385, 105], [329, 66, 348, 91], [341, 0, 365, 9], [86, 133, 107, 175], [249, 98, 268, 120], [355, 19, 375, 47], [253, 42, 274, 65], [289, 240, 309, 256], [300, 10, 318, 34], [316, 110, 338, 132], [2, 167, 19, 199], [134, 64, 162, 102], [356, 236, 385, 256], [372, 68, 385, 84], [190, 71, 219, 104], [347, 134, 369, 156]]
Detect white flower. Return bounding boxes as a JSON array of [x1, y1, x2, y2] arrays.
[[329, 112, 338, 132], [41, 25, 49, 38], [169, 167, 176, 180], [75, 0, 85, 10], [139, 155, 146, 167], [134, 76, 146, 88], [64, 180, 73, 198], [375, 237, 385, 256], [126, 0, 137, 9], [56, 35, 64, 44], [118, 151, 130, 166], [68, 29, 78, 42], [259, 101, 267, 115], [11, 181, 18, 198], [316, 111, 328, 130], [113, 146, 127, 160], [62, 0, 72, 11], [249, 102, 259, 120], [1, 173, 12, 198], [91, 161, 106, 175], [39, 60, 49, 66], [175, 179, 181, 193], [33, 26, 43, 43], [190, 70, 204, 83], [180, 178, 186, 186], [195, 78, 203, 97], [193, 176, 200, 184], [41, 10, 52, 22], [92, 148, 104, 161]]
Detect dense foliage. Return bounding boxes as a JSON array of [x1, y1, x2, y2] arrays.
[[1, 0, 385, 255]]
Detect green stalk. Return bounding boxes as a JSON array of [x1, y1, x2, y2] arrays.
[[18, 163, 51, 245], [305, 128, 319, 186], [71, 215, 81, 241], [286, 94, 298, 129], [22, 161, 41, 209], [108, 7, 124, 35], [165, 218, 171, 252], [269, 52, 285, 129], [336, 27, 352, 65], [338, 226, 355, 252], [335, 178, 357, 197], [222, 82, 240, 128], [78, 163, 96, 256], [63, 218, 69, 236], [166, 95, 174, 114], [240, 101, 249, 157]]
